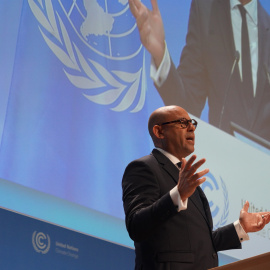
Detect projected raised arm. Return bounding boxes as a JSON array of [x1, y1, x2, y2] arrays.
[[128, 0, 165, 68]]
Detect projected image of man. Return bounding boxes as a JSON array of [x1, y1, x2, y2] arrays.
[[128, 0, 270, 143]]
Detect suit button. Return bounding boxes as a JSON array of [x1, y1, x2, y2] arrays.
[[212, 253, 217, 259]]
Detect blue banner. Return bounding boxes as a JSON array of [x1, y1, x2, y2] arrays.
[[0, 207, 134, 269]]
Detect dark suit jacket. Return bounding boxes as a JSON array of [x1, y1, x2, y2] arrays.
[[122, 149, 241, 270], [157, 0, 270, 141]]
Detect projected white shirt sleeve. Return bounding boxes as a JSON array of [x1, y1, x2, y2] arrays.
[[150, 42, 171, 87]]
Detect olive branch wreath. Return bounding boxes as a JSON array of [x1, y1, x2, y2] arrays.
[[28, 0, 146, 112], [213, 177, 229, 230], [32, 231, 51, 254]]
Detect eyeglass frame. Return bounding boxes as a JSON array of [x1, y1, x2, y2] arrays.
[[158, 118, 198, 129]]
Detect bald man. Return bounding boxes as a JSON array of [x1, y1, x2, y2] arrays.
[[122, 105, 270, 270]]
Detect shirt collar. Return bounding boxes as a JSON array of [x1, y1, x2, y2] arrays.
[[155, 148, 180, 165], [230, 0, 258, 25]]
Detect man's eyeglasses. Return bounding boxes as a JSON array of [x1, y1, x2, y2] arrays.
[[158, 118, 198, 129]]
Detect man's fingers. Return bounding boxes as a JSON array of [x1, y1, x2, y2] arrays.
[[257, 215, 268, 229], [183, 155, 197, 170], [129, 0, 138, 16], [182, 155, 207, 176], [129, 0, 149, 32], [197, 168, 210, 178], [191, 158, 207, 173], [190, 176, 207, 190], [181, 168, 209, 188], [197, 176, 207, 186], [242, 201, 249, 212], [265, 215, 270, 224], [129, 0, 143, 17], [260, 212, 270, 216], [180, 158, 187, 170], [191, 169, 209, 185], [151, 0, 159, 13], [261, 213, 270, 224]]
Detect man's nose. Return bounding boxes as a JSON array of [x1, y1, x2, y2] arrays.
[[187, 122, 196, 131]]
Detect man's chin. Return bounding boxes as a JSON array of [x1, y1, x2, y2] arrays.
[[188, 146, 195, 155]]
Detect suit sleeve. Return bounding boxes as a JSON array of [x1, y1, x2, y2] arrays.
[[156, 0, 208, 117], [212, 223, 242, 252], [122, 160, 178, 242], [198, 180, 241, 251]]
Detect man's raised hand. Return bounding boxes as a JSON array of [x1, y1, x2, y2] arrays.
[[177, 155, 209, 201], [128, 0, 165, 67]]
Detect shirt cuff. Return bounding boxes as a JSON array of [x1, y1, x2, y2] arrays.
[[150, 41, 171, 87], [234, 220, 250, 242], [170, 186, 188, 212]]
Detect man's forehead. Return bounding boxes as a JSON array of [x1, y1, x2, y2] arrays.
[[167, 107, 190, 119]]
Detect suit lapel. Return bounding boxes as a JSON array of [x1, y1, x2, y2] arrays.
[[216, 0, 236, 60], [197, 187, 213, 228], [151, 149, 179, 185], [190, 187, 212, 228]]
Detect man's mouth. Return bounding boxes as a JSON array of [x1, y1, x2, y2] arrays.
[[186, 136, 194, 142]]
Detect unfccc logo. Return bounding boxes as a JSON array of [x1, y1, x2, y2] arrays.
[[202, 172, 229, 230], [32, 231, 50, 254]]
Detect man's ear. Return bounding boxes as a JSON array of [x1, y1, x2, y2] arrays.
[[153, 125, 164, 139]]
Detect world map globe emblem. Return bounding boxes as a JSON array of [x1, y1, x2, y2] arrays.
[[59, 0, 142, 60], [28, 0, 146, 112]]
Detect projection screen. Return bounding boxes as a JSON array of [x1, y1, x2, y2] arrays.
[[0, 0, 270, 265]]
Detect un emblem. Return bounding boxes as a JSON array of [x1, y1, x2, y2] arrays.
[[202, 172, 229, 230], [32, 231, 50, 254], [28, 0, 145, 112]]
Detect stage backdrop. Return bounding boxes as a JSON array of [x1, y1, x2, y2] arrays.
[[0, 0, 270, 266]]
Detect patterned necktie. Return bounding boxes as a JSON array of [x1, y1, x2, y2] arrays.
[[176, 162, 182, 169]]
